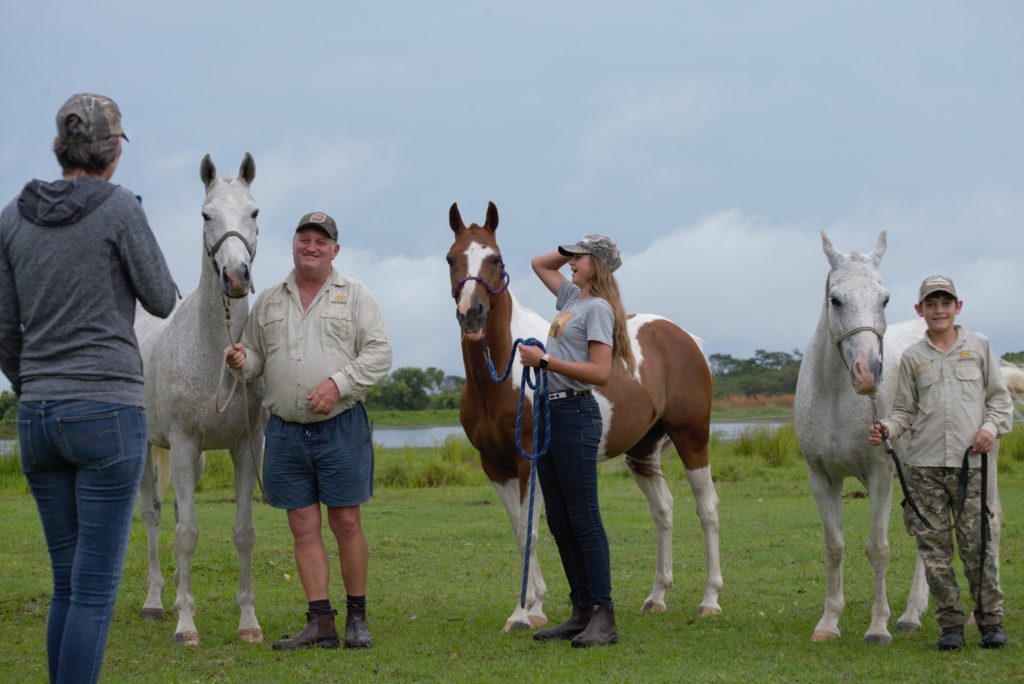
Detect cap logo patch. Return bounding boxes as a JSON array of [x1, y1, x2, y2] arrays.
[[309, 212, 327, 223]]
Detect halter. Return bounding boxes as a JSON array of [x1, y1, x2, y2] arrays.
[[205, 230, 257, 296], [825, 273, 885, 370], [451, 257, 509, 300]]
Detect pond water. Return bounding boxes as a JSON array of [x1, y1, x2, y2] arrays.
[[371, 421, 787, 448], [0, 421, 788, 455]]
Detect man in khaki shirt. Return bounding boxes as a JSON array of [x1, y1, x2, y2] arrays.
[[227, 211, 391, 650], [869, 275, 1013, 651]]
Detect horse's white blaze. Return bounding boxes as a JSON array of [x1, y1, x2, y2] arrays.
[[456, 242, 496, 316]]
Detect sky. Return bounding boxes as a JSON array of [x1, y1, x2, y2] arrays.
[[2, 2, 1022, 393]]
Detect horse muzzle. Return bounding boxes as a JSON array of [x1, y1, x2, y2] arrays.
[[221, 264, 252, 299]]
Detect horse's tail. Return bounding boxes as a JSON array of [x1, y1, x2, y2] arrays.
[[1000, 359, 1024, 423], [151, 445, 172, 501]]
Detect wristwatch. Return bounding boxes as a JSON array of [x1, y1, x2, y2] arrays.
[[538, 354, 550, 370]]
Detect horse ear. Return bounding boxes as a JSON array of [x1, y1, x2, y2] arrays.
[[238, 152, 256, 186], [449, 203, 466, 233], [484, 201, 499, 232], [200, 154, 216, 188], [869, 231, 887, 265], [820, 231, 842, 268]]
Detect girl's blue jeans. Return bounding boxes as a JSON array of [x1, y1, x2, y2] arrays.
[[535, 393, 613, 608]]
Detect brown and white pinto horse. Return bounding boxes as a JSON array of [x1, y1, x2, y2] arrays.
[[446, 201, 723, 632]]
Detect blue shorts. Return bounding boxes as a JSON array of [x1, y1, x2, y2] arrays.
[[263, 403, 374, 510]]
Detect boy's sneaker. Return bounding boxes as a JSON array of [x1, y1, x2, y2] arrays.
[[979, 624, 1008, 649], [937, 626, 965, 651]]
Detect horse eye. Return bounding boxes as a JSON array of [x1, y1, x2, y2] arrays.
[[201, 212, 212, 222], [883, 296, 890, 307], [830, 296, 842, 307], [251, 209, 259, 219]]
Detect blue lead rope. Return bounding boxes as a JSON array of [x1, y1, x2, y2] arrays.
[[483, 337, 551, 609]]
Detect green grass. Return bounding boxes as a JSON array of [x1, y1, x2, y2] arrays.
[[1, 427, 1022, 682], [367, 409, 461, 428]]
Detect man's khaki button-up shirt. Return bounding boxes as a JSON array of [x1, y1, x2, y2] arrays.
[[239, 269, 392, 424], [881, 327, 1013, 467]]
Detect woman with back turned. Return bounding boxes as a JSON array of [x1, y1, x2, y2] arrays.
[[0, 93, 177, 683]]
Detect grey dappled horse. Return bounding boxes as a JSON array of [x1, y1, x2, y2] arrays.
[[794, 232, 931, 644], [134, 154, 267, 645]]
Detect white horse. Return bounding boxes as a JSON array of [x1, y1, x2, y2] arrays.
[[795, 232, 932, 643], [134, 153, 267, 645]]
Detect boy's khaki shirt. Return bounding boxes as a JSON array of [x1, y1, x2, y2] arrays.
[[239, 269, 392, 424], [881, 327, 1013, 467]]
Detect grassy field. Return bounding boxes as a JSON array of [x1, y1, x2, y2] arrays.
[[1, 426, 1022, 682]]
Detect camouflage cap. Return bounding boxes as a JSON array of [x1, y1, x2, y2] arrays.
[[558, 234, 622, 272], [295, 211, 338, 241], [55, 93, 128, 144], [918, 275, 958, 303]]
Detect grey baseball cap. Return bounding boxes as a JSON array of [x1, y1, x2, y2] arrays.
[[295, 211, 338, 240], [56, 93, 128, 144], [558, 234, 622, 272], [918, 275, 958, 303]]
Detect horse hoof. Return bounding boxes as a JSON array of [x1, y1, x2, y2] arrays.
[[864, 633, 892, 645], [140, 608, 165, 621], [238, 628, 263, 643], [698, 605, 721, 617], [502, 619, 531, 633], [894, 621, 920, 634], [641, 600, 667, 613], [528, 615, 547, 628], [174, 631, 200, 646], [811, 630, 839, 642]]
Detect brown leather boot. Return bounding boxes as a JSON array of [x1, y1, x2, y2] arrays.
[[571, 605, 618, 648], [533, 603, 591, 642], [272, 610, 340, 650], [344, 605, 372, 648]]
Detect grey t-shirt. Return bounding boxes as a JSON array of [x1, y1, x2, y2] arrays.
[[545, 280, 614, 392]]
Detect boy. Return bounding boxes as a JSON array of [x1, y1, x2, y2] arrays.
[[869, 275, 1013, 650]]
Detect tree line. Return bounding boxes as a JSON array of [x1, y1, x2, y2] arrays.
[[1, 347, 1020, 417]]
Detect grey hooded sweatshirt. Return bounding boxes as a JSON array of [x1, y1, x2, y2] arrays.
[[0, 176, 177, 403]]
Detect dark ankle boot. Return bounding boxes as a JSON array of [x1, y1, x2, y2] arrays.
[[533, 603, 591, 642], [344, 605, 372, 648], [571, 605, 618, 648], [272, 610, 340, 650], [936, 625, 965, 651], [979, 623, 1008, 649]]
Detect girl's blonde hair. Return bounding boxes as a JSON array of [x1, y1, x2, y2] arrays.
[[587, 257, 636, 376]]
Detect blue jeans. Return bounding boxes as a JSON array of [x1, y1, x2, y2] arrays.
[[17, 401, 147, 684], [535, 393, 612, 608]]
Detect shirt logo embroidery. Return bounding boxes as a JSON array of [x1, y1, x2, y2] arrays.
[[549, 311, 574, 339], [958, 351, 974, 358], [331, 294, 348, 303]]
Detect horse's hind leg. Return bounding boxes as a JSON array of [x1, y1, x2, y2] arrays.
[[896, 551, 928, 632], [663, 428, 723, 617], [139, 445, 166, 620], [627, 447, 675, 614], [231, 440, 263, 643]]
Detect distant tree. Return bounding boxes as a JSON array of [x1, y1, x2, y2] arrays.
[[709, 349, 801, 398], [1003, 351, 1024, 366], [0, 390, 16, 422], [366, 367, 463, 410]]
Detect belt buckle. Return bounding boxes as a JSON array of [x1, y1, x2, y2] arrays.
[[549, 390, 569, 401]]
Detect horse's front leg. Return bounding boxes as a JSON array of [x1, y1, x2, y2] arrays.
[[138, 445, 166, 620], [863, 466, 893, 644], [807, 467, 845, 641], [170, 441, 202, 645], [492, 475, 547, 632], [231, 437, 263, 643]]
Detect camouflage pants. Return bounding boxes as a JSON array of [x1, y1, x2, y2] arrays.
[[902, 465, 1002, 630]]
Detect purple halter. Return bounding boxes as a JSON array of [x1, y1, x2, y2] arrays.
[[451, 258, 510, 300]]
